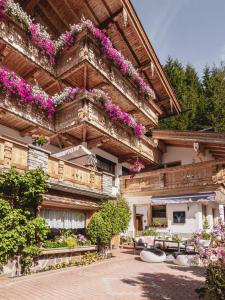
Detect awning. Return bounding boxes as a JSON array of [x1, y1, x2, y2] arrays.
[[53, 144, 93, 160], [53, 144, 97, 167], [151, 192, 215, 205]]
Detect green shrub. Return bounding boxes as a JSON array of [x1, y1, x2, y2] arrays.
[[0, 200, 49, 274], [43, 240, 67, 249], [142, 228, 158, 237], [87, 196, 131, 250], [202, 232, 211, 240], [65, 237, 78, 248], [0, 168, 49, 216]]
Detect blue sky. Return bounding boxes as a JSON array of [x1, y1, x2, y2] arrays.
[[131, 0, 225, 75]]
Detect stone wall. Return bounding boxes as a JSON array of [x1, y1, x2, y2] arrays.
[[28, 145, 50, 172]]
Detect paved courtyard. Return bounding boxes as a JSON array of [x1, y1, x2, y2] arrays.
[[0, 249, 205, 300]]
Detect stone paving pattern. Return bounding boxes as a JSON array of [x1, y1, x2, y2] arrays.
[[0, 249, 205, 300]]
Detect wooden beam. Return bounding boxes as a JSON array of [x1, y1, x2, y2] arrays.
[[98, 7, 123, 29], [0, 45, 10, 64], [118, 153, 136, 163], [82, 125, 87, 142], [64, 0, 80, 23], [138, 60, 151, 72], [35, 6, 60, 37], [83, 0, 100, 24], [48, 0, 70, 31], [23, 68, 39, 81], [63, 133, 81, 145], [23, 0, 40, 14], [87, 136, 109, 149], [92, 81, 109, 89], [20, 125, 37, 137]]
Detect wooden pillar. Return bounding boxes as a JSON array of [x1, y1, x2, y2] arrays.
[[148, 204, 152, 226], [58, 160, 64, 182], [86, 210, 95, 227], [3, 141, 13, 169]]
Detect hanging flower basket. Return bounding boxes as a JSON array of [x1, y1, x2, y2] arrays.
[[129, 159, 145, 173]]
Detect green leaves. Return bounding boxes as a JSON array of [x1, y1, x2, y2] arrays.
[[87, 196, 131, 246], [159, 58, 225, 132], [0, 168, 49, 274], [0, 167, 49, 216], [0, 199, 50, 273]]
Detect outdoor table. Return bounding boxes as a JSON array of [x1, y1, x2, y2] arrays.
[[153, 238, 186, 252]]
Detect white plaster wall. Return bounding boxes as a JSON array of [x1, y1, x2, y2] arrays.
[[167, 203, 202, 234], [162, 146, 213, 165], [219, 205, 225, 222], [125, 195, 218, 236], [125, 196, 151, 237]]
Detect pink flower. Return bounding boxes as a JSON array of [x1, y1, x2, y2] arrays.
[[130, 160, 145, 173]]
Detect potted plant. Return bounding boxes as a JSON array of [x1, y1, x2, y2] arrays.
[[32, 134, 49, 147], [198, 231, 211, 248]]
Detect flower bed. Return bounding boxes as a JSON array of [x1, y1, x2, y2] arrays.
[[0, 0, 155, 97], [38, 251, 112, 273]]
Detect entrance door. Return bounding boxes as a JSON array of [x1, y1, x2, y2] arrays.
[[135, 215, 143, 233]]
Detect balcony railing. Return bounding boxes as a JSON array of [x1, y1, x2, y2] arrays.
[[0, 15, 54, 73], [121, 159, 225, 196], [0, 15, 158, 126], [56, 96, 160, 164], [0, 136, 109, 197], [57, 31, 159, 126]]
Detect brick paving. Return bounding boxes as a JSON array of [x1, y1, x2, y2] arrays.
[[0, 249, 205, 300]]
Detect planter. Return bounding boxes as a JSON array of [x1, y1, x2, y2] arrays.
[[198, 239, 211, 248], [32, 142, 43, 148]]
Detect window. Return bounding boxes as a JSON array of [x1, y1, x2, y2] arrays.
[[173, 211, 186, 224], [152, 205, 167, 226], [41, 208, 85, 229], [96, 155, 116, 175], [122, 166, 131, 176]]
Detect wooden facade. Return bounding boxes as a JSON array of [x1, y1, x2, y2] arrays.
[[121, 158, 225, 196]]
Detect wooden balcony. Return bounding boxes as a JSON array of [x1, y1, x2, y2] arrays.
[[0, 91, 161, 165], [120, 159, 225, 196], [0, 14, 160, 127], [55, 95, 161, 165], [0, 136, 109, 198], [57, 31, 160, 127]]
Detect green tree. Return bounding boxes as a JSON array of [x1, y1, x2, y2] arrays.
[[202, 64, 225, 131], [160, 57, 206, 130], [87, 197, 130, 251], [0, 200, 49, 274], [0, 168, 49, 216]]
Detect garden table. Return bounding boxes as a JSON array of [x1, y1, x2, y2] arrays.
[[153, 238, 186, 252]]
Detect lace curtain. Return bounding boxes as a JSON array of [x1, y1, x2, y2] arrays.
[[40, 208, 85, 229]]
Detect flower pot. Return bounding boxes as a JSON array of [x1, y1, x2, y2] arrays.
[[198, 239, 211, 248], [32, 142, 43, 148]]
